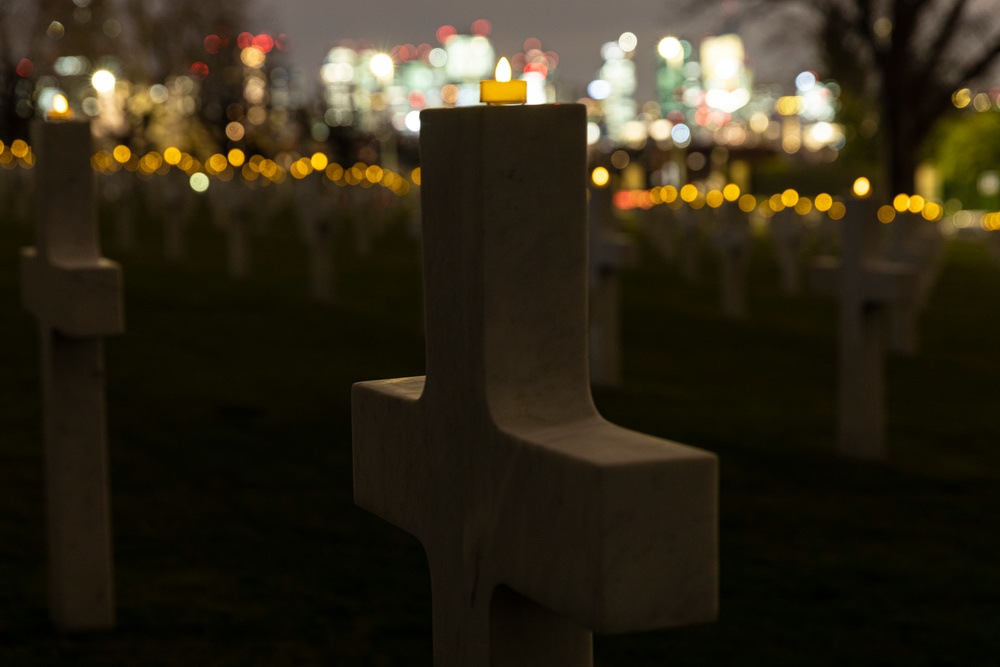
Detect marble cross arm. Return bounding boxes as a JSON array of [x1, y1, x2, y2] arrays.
[[492, 417, 717, 633], [353, 377, 718, 635], [20, 249, 123, 338]]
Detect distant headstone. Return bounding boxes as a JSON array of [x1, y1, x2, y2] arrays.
[[770, 208, 806, 295], [159, 170, 191, 263], [588, 183, 636, 386], [1, 166, 32, 226], [711, 202, 752, 320], [101, 171, 135, 251], [885, 212, 944, 354], [809, 199, 918, 459], [209, 178, 255, 281], [20, 120, 123, 631], [640, 201, 678, 263], [676, 204, 704, 283], [353, 105, 718, 666], [989, 228, 1000, 267], [295, 174, 338, 303]]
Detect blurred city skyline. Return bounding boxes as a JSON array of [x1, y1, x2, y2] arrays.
[[251, 0, 821, 98]]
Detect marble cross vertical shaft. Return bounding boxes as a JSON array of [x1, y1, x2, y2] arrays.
[[353, 105, 718, 667], [20, 120, 123, 631], [809, 200, 917, 460]]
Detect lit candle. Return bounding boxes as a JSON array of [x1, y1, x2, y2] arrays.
[[46, 94, 74, 122], [480, 57, 527, 105]]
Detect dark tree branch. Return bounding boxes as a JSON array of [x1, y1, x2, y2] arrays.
[[912, 0, 970, 86]]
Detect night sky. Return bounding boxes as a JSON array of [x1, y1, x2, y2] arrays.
[[251, 0, 820, 98]]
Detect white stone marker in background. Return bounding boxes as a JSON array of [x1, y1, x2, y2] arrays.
[[102, 170, 135, 252], [640, 201, 679, 263], [212, 179, 254, 281], [885, 211, 944, 355], [160, 170, 190, 263], [770, 207, 805, 295], [712, 201, 752, 321], [295, 174, 337, 303], [353, 105, 717, 666], [676, 204, 703, 283], [20, 120, 123, 631], [588, 182, 636, 387], [809, 200, 918, 460]]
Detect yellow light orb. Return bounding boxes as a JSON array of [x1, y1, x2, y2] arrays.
[[112, 145, 131, 164], [163, 147, 182, 165], [852, 177, 871, 198], [591, 166, 610, 188], [878, 205, 896, 224], [311, 152, 329, 171], [723, 183, 740, 202], [893, 193, 911, 212], [781, 188, 799, 208]]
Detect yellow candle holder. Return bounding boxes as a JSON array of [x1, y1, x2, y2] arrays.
[[46, 94, 75, 122], [480, 57, 527, 105]]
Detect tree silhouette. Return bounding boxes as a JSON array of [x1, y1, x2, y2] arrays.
[[680, 0, 1000, 196], [817, 0, 1000, 196]]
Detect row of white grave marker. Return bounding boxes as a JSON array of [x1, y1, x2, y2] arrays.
[[15, 110, 954, 659], [20, 112, 720, 661], [639, 198, 945, 341]]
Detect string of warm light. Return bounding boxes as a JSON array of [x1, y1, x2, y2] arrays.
[[1, 138, 996, 228], [610, 183, 951, 225], [1, 140, 416, 196]]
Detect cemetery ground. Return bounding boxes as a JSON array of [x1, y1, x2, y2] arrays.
[[2, 197, 999, 666]]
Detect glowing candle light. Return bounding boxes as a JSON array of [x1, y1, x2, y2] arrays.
[[479, 57, 527, 105], [46, 93, 74, 121]]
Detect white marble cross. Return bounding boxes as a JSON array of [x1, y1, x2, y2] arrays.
[[210, 178, 255, 281], [20, 120, 123, 631], [353, 105, 717, 666], [294, 174, 338, 303], [640, 201, 679, 263], [809, 200, 918, 459], [770, 207, 808, 295], [158, 170, 193, 263], [885, 211, 944, 355], [676, 204, 705, 284], [711, 202, 752, 321], [588, 183, 636, 387]]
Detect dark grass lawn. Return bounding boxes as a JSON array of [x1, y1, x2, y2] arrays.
[[1, 196, 999, 666]]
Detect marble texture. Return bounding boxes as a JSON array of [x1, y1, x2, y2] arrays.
[[353, 104, 718, 666]]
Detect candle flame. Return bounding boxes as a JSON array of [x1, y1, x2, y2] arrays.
[[495, 57, 512, 83], [52, 94, 69, 114]]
